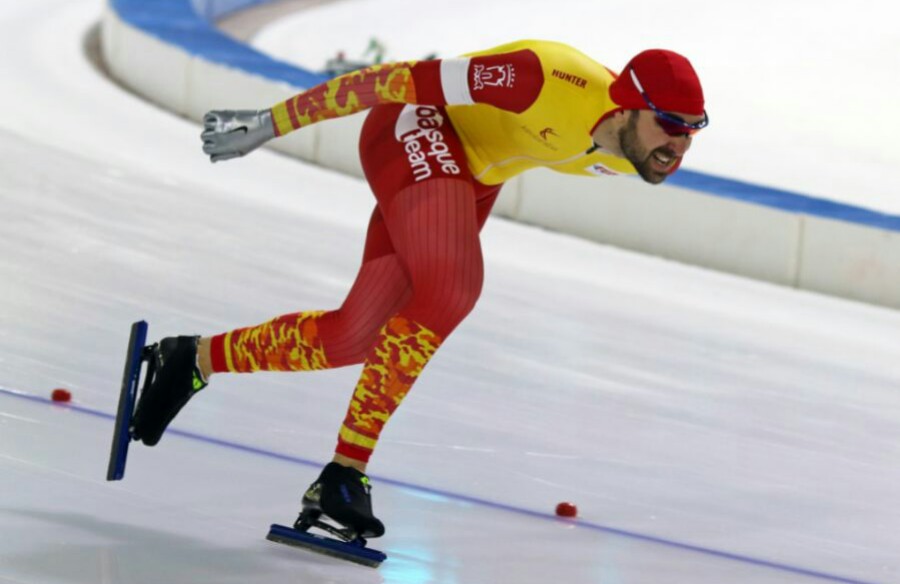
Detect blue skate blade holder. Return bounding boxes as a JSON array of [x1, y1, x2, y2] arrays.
[[106, 320, 148, 481], [266, 524, 387, 568]]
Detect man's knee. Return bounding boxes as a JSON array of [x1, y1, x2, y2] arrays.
[[318, 308, 391, 366], [408, 257, 484, 334]]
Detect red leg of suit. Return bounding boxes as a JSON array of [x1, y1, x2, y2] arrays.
[[209, 104, 501, 463]]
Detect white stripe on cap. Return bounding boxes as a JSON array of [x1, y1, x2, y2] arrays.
[[440, 58, 474, 105], [629, 68, 646, 94]]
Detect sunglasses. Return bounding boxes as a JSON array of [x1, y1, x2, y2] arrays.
[[629, 68, 709, 137]]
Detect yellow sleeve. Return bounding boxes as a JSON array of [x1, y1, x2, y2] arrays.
[[270, 62, 421, 137]]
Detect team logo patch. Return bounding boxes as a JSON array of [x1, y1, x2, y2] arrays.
[[473, 63, 516, 90]]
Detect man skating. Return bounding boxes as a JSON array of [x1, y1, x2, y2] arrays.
[[130, 39, 708, 545]]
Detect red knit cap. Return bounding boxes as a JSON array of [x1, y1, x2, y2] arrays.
[[609, 49, 705, 115]]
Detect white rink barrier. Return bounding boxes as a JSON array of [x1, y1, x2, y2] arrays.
[[102, 0, 900, 310]]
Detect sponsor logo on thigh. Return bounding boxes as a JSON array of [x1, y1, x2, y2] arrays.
[[395, 105, 462, 182]]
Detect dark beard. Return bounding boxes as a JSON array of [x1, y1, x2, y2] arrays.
[[618, 111, 668, 185]]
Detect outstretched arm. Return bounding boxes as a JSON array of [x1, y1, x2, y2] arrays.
[[202, 50, 542, 162], [270, 61, 424, 137]]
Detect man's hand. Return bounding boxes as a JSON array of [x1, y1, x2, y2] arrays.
[[201, 110, 276, 163]]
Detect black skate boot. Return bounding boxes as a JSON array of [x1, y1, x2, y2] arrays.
[[130, 336, 207, 446], [295, 462, 385, 540]]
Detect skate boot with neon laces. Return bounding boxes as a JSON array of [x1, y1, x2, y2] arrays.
[[130, 336, 208, 446], [295, 462, 386, 541]]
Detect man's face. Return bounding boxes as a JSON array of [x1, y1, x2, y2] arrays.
[[618, 110, 703, 184]]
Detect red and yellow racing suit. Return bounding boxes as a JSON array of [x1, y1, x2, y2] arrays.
[[211, 40, 633, 463]]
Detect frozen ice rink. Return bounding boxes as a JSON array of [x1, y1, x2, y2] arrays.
[[2, 1, 899, 583]]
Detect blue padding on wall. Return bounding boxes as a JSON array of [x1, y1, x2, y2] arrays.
[[668, 170, 900, 231], [110, 0, 328, 88], [190, 0, 273, 20], [110, 0, 900, 233]]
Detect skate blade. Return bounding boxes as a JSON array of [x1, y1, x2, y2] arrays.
[[106, 320, 149, 481], [298, 509, 382, 540], [297, 511, 360, 541], [266, 524, 386, 568]]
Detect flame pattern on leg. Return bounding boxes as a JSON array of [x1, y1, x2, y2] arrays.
[[336, 314, 443, 462], [271, 62, 418, 136], [223, 311, 330, 373]]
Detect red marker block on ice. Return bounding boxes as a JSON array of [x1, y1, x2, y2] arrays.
[[51, 389, 72, 403], [555, 502, 578, 518]]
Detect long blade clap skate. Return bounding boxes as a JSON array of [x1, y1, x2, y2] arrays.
[[266, 463, 387, 567], [106, 322, 208, 481]]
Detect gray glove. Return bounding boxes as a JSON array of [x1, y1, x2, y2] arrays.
[[201, 109, 276, 163]]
